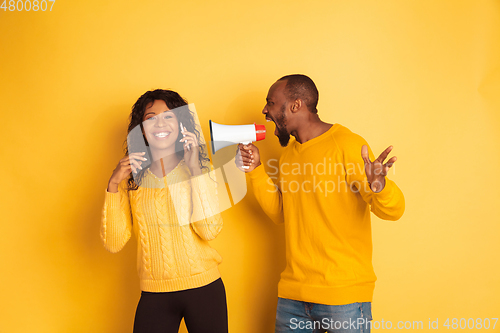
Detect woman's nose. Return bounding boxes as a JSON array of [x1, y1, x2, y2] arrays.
[[155, 117, 167, 127]]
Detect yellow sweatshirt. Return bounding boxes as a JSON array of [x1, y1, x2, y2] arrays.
[[100, 159, 223, 292], [247, 123, 405, 305]]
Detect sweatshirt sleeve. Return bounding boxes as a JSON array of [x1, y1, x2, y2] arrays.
[[341, 133, 405, 221], [190, 171, 223, 241], [100, 178, 133, 253], [246, 163, 284, 225]]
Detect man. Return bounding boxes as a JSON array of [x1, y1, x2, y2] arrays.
[[236, 74, 405, 333]]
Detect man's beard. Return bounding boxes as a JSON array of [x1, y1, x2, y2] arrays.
[[275, 104, 290, 147]]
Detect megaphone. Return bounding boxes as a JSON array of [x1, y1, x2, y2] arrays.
[[209, 120, 266, 155]]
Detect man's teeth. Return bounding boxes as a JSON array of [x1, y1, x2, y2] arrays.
[[153, 132, 170, 137], [266, 119, 272, 122]]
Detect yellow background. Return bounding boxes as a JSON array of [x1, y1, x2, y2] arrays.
[[1, 0, 499, 332]]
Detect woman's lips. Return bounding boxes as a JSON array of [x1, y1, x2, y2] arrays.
[[152, 131, 171, 140]]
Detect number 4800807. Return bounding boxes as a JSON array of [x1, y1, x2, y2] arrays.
[[1, 0, 56, 11]]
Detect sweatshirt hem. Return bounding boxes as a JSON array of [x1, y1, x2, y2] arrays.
[[278, 279, 375, 305], [140, 265, 221, 292]]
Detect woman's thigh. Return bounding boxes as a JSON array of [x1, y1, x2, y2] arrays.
[[182, 278, 229, 333], [133, 291, 183, 333]]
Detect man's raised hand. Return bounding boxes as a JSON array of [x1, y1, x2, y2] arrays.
[[361, 145, 397, 193]]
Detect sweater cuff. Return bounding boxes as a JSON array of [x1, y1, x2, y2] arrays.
[[104, 188, 122, 210], [372, 178, 395, 201], [246, 164, 268, 182]]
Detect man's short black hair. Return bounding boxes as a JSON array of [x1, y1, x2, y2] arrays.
[[278, 74, 319, 113]]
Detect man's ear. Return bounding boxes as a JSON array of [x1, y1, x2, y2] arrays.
[[290, 99, 302, 113]]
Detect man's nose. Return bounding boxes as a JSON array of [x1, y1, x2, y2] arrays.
[[262, 107, 267, 114]]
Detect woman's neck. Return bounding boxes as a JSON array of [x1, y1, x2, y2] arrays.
[[149, 153, 181, 177]]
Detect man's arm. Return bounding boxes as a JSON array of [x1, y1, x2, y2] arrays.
[[237, 144, 284, 225], [339, 133, 405, 221]]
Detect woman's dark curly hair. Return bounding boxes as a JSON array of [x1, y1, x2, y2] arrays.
[[122, 89, 211, 191]]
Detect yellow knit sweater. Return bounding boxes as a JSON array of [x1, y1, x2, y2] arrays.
[[247, 124, 405, 305], [100, 159, 223, 292]]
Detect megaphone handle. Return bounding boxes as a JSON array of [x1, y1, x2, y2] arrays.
[[238, 141, 252, 169]]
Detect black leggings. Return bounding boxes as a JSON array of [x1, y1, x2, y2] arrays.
[[133, 278, 228, 333]]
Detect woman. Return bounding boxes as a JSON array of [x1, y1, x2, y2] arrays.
[[100, 89, 228, 332]]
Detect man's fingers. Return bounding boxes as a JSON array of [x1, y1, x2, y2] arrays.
[[243, 143, 256, 154], [236, 155, 252, 163], [237, 145, 253, 157], [384, 156, 397, 167], [361, 145, 371, 165], [383, 156, 397, 175], [376, 145, 393, 163], [240, 151, 252, 158]]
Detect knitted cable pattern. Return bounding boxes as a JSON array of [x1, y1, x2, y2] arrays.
[[100, 180, 132, 252], [176, 182, 204, 275], [190, 172, 222, 240], [133, 191, 153, 279], [100, 203, 108, 244], [157, 184, 177, 279]]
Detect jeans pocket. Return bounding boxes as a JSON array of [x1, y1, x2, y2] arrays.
[[359, 302, 373, 321]]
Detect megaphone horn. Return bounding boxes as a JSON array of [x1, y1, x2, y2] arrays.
[[209, 120, 266, 154]]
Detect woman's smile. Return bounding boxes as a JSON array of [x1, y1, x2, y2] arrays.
[[152, 130, 172, 139]]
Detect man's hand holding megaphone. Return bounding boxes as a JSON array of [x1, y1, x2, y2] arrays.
[[236, 143, 261, 172]]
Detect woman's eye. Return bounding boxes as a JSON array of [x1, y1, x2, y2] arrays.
[[145, 114, 171, 121]]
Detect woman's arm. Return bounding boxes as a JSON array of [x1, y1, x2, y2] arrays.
[[100, 178, 133, 252]]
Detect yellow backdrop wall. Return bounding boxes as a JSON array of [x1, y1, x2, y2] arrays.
[[1, 0, 499, 332]]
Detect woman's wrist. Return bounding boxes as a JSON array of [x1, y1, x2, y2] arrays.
[[189, 166, 202, 176], [107, 181, 119, 193]]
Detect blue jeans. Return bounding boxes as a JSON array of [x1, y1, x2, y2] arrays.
[[275, 297, 372, 333]]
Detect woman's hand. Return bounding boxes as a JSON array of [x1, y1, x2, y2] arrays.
[[107, 152, 147, 191], [179, 125, 201, 176]]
